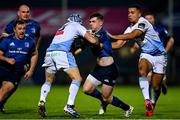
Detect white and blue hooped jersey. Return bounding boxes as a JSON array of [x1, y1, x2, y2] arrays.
[[47, 21, 87, 52], [124, 17, 166, 56]]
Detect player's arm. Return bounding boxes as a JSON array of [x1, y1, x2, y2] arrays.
[[0, 50, 15, 65], [34, 24, 42, 49], [130, 42, 139, 54], [165, 36, 174, 53], [35, 35, 42, 49], [84, 31, 99, 45], [109, 29, 143, 41], [111, 40, 126, 49], [24, 48, 38, 80]]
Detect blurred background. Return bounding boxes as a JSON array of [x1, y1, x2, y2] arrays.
[[0, 0, 180, 85]]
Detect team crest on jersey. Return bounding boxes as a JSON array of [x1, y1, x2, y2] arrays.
[[31, 28, 36, 34], [25, 42, 29, 48], [9, 42, 15, 46], [138, 23, 145, 29]]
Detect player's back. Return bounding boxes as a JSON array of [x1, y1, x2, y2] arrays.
[[47, 21, 86, 52]]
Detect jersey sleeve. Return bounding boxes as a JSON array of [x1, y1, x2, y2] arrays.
[[134, 19, 148, 33]]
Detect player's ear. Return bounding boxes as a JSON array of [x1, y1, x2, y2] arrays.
[[17, 11, 20, 17]]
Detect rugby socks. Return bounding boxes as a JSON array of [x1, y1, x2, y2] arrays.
[[111, 96, 130, 111], [67, 80, 81, 105], [85, 89, 103, 102], [139, 76, 150, 100], [40, 81, 51, 103]]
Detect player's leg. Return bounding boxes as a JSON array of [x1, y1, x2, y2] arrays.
[[151, 73, 164, 107], [83, 74, 103, 102], [38, 70, 55, 118], [161, 75, 167, 95], [101, 84, 133, 117], [138, 58, 154, 116], [0, 81, 15, 108], [64, 67, 82, 118], [147, 71, 153, 100], [0, 85, 18, 112], [151, 54, 167, 107]]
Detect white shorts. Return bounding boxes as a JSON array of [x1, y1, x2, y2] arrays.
[[140, 53, 167, 74], [42, 51, 77, 73], [86, 74, 102, 86]]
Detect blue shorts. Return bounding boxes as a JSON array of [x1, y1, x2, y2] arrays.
[[90, 63, 118, 86], [0, 61, 24, 86]]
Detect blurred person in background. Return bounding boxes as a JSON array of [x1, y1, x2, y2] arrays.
[[109, 4, 167, 117], [37, 13, 99, 118]]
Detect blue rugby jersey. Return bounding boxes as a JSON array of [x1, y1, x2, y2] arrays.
[[154, 24, 169, 47], [5, 19, 41, 40], [93, 27, 113, 57], [0, 35, 36, 65]]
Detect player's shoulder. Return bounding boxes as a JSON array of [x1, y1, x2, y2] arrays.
[[138, 17, 149, 24], [24, 35, 36, 44], [29, 19, 40, 26], [6, 19, 17, 27]]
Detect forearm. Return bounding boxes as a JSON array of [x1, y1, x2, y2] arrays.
[[165, 37, 174, 53], [111, 40, 126, 49], [29, 51, 38, 73], [35, 36, 42, 49], [0, 55, 9, 62]]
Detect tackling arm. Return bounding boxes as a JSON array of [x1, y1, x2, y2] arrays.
[[109, 29, 143, 40]]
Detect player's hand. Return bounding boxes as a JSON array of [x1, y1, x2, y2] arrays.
[[24, 70, 33, 80], [1, 33, 10, 38], [6, 58, 16, 65]]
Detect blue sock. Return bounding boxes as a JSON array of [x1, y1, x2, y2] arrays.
[[85, 89, 103, 101], [111, 96, 129, 111]]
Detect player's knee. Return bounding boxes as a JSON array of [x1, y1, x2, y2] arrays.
[[83, 87, 92, 94], [102, 96, 111, 103], [139, 70, 148, 77]]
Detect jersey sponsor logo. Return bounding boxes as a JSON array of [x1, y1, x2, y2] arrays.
[[138, 23, 145, 29], [31, 28, 36, 34], [55, 31, 64, 36], [9, 42, 15, 46]]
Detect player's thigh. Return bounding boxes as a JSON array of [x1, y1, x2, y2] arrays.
[[65, 67, 82, 81], [45, 70, 55, 83], [101, 84, 113, 99], [83, 74, 101, 93], [152, 73, 164, 89], [138, 58, 153, 76]]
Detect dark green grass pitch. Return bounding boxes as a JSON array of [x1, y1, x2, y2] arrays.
[[0, 85, 180, 119]]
